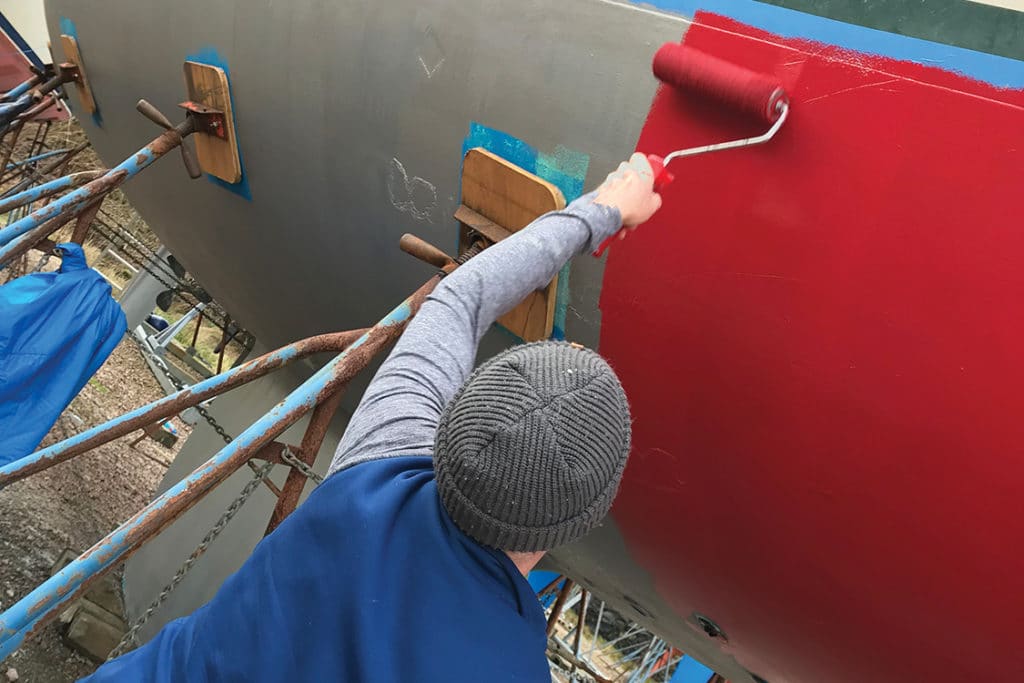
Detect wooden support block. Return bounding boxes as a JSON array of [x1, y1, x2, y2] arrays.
[[63, 598, 126, 663], [183, 61, 241, 183], [51, 547, 127, 662], [459, 148, 566, 341], [59, 35, 96, 114]]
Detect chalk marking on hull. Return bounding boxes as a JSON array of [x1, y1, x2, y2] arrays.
[[387, 158, 438, 222]]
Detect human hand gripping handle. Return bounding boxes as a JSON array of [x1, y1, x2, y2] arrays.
[[592, 153, 665, 257]]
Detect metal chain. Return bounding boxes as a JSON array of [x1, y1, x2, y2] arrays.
[[90, 219, 256, 351], [91, 223, 185, 292], [90, 219, 239, 334], [126, 332, 234, 443], [106, 348, 327, 658], [279, 446, 324, 484], [30, 251, 51, 273], [107, 459, 276, 660], [124, 331, 272, 483], [125, 334, 321, 484]]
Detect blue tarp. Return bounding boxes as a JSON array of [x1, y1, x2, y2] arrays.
[[0, 243, 126, 465], [670, 655, 715, 683]]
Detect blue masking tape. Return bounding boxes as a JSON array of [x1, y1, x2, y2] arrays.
[[635, 0, 1024, 88]]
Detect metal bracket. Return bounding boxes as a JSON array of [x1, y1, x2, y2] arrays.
[[455, 204, 513, 248], [57, 63, 81, 87], [178, 101, 227, 140]]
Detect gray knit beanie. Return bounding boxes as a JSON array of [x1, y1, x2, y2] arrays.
[[434, 342, 631, 552]]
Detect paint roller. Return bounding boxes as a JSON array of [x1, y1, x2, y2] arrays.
[[594, 44, 790, 256]]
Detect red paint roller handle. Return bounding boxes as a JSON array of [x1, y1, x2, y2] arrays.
[[647, 154, 675, 193], [593, 154, 673, 257]]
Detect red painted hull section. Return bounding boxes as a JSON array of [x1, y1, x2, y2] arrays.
[[0, 31, 67, 122], [601, 13, 1024, 683]]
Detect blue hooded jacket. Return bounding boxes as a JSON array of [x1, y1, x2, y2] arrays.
[[0, 243, 126, 465]]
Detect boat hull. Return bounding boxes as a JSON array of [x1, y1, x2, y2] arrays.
[[44, 1, 1024, 681]]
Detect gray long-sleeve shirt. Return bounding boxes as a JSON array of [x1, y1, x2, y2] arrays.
[[329, 194, 622, 475], [83, 196, 623, 683]]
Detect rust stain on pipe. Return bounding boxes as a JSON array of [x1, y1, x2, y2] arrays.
[[0, 329, 368, 487], [263, 389, 346, 535], [546, 578, 576, 637], [0, 170, 127, 268], [5, 272, 448, 649], [70, 199, 103, 245]]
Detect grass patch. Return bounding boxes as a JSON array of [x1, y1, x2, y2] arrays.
[[88, 378, 109, 393]]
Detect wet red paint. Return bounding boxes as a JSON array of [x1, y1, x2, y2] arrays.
[[600, 12, 1024, 683]]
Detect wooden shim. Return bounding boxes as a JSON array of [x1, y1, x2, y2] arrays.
[[59, 35, 96, 114], [460, 148, 566, 341], [183, 61, 241, 183]]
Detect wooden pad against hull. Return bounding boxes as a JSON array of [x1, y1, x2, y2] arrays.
[[183, 61, 241, 184], [459, 148, 566, 342], [59, 35, 96, 114]]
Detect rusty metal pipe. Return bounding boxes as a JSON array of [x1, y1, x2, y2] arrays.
[[573, 589, 589, 657], [546, 578, 576, 637], [0, 72, 65, 133], [400, 233, 455, 269], [0, 329, 368, 488], [263, 388, 346, 535], [0, 116, 199, 267], [15, 93, 60, 122], [0, 142, 89, 194], [0, 172, 102, 215], [0, 276, 441, 659], [0, 169, 126, 248], [0, 212, 79, 270], [190, 310, 205, 349], [69, 199, 103, 245], [33, 70, 69, 100], [0, 97, 31, 133], [537, 574, 566, 600], [0, 120, 24, 172], [1, 74, 42, 102], [0, 170, 127, 268]]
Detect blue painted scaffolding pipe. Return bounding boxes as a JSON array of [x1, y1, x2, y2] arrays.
[[0, 329, 367, 487], [0, 95, 30, 117], [0, 171, 102, 216], [4, 148, 72, 171], [0, 121, 191, 265], [2, 76, 40, 102], [0, 277, 439, 659], [0, 169, 125, 252]]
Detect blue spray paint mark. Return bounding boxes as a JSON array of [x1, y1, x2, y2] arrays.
[[184, 46, 252, 200], [462, 123, 590, 340], [57, 17, 102, 127], [633, 0, 1024, 89], [462, 123, 588, 205]]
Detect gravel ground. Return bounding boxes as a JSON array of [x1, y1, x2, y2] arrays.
[[0, 340, 192, 682]]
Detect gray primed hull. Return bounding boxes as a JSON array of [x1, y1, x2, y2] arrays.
[[42, 0, 751, 677]]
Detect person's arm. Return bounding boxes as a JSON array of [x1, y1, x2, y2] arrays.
[[329, 154, 660, 475]]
